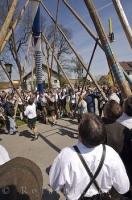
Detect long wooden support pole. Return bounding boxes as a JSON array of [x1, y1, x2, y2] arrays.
[[49, 0, 60, 87], [84, 0, 131, 98], [62, 0, 103, 50], [41, 34, 74, 90], [0, 0, 30, 53], [0, 0, 18, 51], [40, 1, 107, 100], [62, 0, 131, 86], [112, 0, 132, 48]]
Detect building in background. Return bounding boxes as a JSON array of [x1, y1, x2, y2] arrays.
[[120, 61, 132, 75], [23, 64, 65, 90]]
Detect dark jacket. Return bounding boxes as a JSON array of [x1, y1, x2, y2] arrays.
[[4, 101, 15, 117], [102, 117, 132, 185]]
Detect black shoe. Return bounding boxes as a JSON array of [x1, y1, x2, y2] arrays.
[[32, 135, 38, 141], [10, 132, 16, 135]]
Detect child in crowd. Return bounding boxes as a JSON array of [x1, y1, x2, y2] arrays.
[[24, 98, 38, 140]]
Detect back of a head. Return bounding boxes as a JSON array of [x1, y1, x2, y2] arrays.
[[124, 96, 132, 116], [7, 95, 12, 102], [103, 100, 122, 121], [78, 113, 104, 147], [28, 98, 34, 105]]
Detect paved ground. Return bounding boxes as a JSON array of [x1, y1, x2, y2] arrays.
[[0, 118, 78, 199]]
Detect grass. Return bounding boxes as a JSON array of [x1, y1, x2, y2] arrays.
[[16, 119, 26, 126]]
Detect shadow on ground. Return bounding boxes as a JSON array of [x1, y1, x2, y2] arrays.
[[58, 128, 78, 139], [19, 130, 34, 139], [61, 118, 78, 125], [39, 134, 61, 153]]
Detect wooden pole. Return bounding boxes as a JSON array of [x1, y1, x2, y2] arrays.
[[112, 0, 132, 48], [62, 0, 103, 49], [0, 0, 30, 53], [41, 34, 74, 90], [84, 0, 131, 98], [49, 0, 60, 87], [62, 0, 129, 87], [0, 0, 18, 51], [40, 1, 107, 100]]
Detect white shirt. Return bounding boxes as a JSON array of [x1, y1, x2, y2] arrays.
[[0, 145, 10, 165], [49, 143, 129, 200], [78, 100, 87, 114], [117, 112, 132, 129], [109, 93, 120, 104], [24, 103, 37, 119], [71, 94, 76, 104]]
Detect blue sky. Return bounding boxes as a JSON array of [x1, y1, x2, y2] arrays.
[[1, 0, 132, 80], [42, 0, 132, 78]]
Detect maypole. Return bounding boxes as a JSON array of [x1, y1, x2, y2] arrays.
[[32, 5, 43, 93], [84, 0, 131, 98], [112, 0, 132, 48]]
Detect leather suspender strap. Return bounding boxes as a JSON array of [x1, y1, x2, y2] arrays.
[[73, 144, 106, 200]]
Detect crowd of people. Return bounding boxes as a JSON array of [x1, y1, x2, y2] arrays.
[[0, 84, 121, 137], [0, 84, 132, 199]]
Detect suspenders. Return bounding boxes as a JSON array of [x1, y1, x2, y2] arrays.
[[73, 145, 106, 200]]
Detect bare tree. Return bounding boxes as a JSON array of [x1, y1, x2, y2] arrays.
[[45, 24, 73, 85], [0, 0, 31, 86]]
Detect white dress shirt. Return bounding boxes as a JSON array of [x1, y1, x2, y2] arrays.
[[0, 145, 10, 165], [49, 142, 129, 200], [24, 103, 37, 119]]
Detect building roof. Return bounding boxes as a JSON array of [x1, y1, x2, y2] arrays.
[[119, 61, 132, 71], [0, 80, 19, 90]]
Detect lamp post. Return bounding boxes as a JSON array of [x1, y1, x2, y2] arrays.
[[5, 63, 12, 79]]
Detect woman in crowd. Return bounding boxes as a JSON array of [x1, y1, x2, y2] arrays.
[[49, 113, 129, 200]]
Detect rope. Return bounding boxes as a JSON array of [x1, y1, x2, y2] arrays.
[[49, 0, 60, 88]]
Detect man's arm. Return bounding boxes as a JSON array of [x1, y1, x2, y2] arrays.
[[112, 152, 130, 194]]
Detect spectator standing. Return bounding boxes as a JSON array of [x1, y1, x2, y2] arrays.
[[24, 98, 38, 140], [4, 95, 16, 135], [49, 113, 129, 200]]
